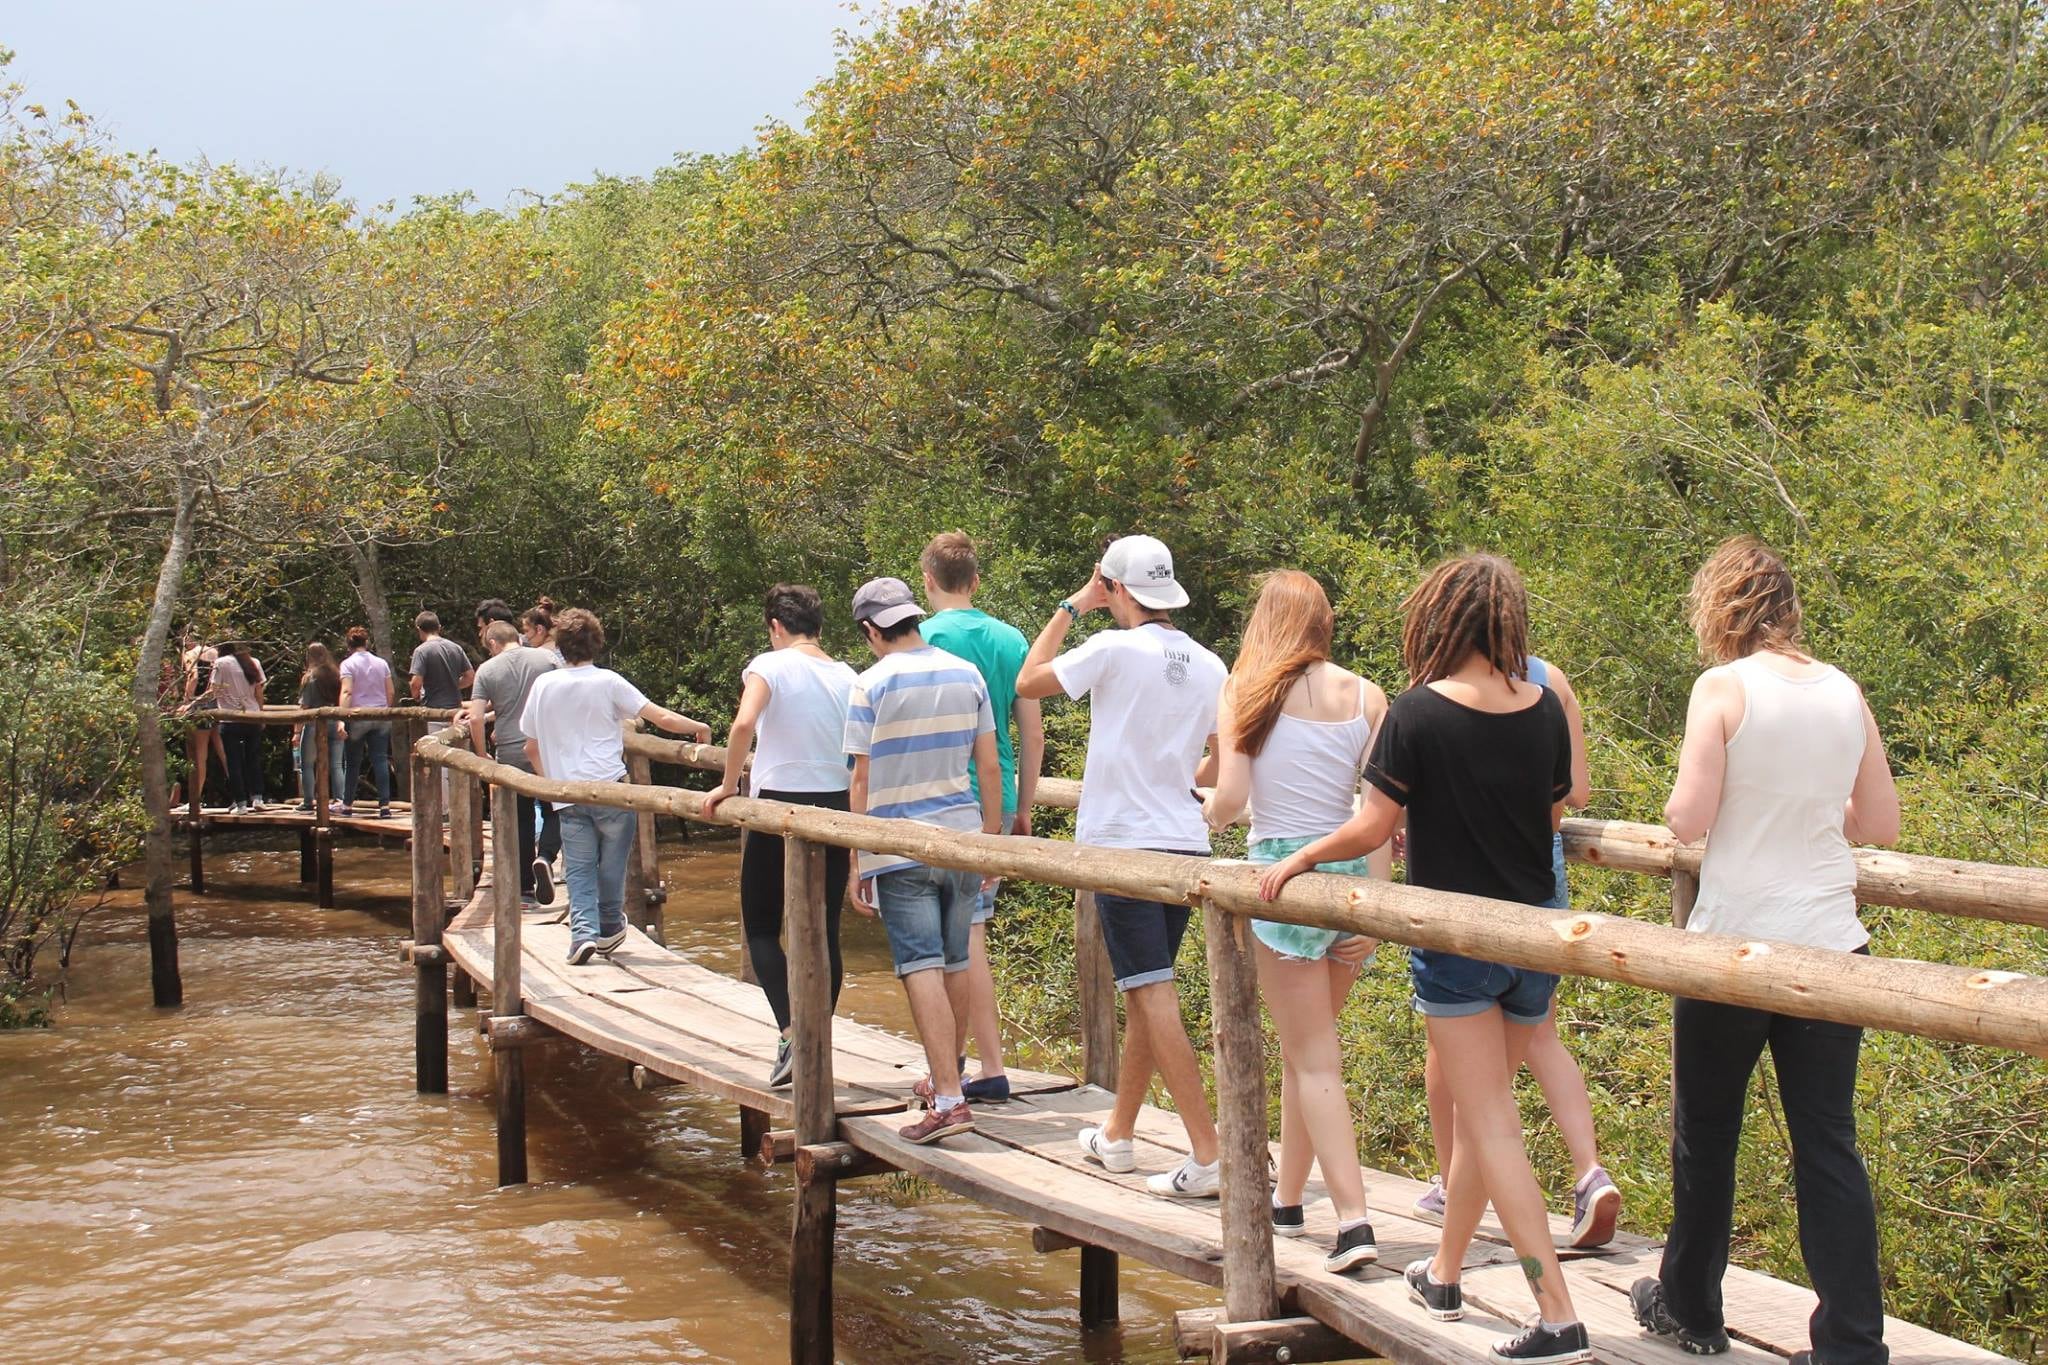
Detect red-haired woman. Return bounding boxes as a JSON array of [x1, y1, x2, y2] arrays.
[[1205, 570, 1388, 1275]]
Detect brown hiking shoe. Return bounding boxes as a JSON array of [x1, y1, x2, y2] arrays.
[[899, 1101, 973, 1145]]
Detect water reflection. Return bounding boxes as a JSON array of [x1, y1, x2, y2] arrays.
[[0, 832, 1191, 1362]]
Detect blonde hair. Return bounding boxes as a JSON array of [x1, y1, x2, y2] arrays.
[[1400, 553, 1529, 685], [1687, 536, 1804, 664], [1226, 570, 1335, 758]]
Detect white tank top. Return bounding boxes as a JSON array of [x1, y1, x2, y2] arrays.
[[1247, 673, 1372, 844], [744, 648, 857, 793], [1689, 654, 1868, 950]]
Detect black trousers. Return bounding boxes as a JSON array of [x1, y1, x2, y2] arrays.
[[1660, 994, 1888, 1365], [220, 722, 265, 804], [740, 788, 850, 1031]]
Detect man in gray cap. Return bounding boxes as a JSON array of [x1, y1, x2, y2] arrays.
[[843, 576, 1003, 1144], [1015, 534, 1228, 1198]]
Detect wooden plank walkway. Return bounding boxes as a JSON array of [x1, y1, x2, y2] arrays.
[[178, 800, 416, 839], [436, 890, 2013, 1365]]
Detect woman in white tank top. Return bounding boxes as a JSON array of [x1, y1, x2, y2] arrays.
[[1636, 538, 1900, 1363], [1205, 571, 1390, 1275]]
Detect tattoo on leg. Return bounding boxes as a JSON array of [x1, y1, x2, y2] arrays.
[[1520, 1254, 1543, 1285]]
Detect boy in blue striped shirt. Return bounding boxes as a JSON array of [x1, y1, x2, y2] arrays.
[[844, 577, 1003, 1144]]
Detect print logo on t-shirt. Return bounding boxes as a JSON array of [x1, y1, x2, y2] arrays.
[[1163, 645, 1190, 688]]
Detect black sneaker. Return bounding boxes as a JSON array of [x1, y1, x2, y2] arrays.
[[1324, 1221, 1378, 1273], [593, 928, 627, 956], [962, 1072, 1011, 1102], [1630, 1277, 1730, 1355], [1491, 1320, 1591, 1364], [767, 1036, 794, 1088], [532, 857, 555, 906], [1271, 1201, 1306, 1238], [1404, 1259, 1462, 1321], [566, 939, 597, 966]]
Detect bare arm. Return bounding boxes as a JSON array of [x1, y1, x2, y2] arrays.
[[409, 674, 424, 702], [1016, 569, 1109, 699], [466, 697, 490, 756], [1842, 696, 1901, 846], [972, 731, 1002, 835], [1257, 786, 1406, 901], [705, 674, 772, 815], [1547, 665, 1593, 810], [1204, 681, 1250, 830], [1664, 669, 1741, 844], [638, 701, 713, 743], [524, 737, 543, 778], [458, 666, 475, 691], [1011, 694, 1043, 835], [848, 755, 875, 915]]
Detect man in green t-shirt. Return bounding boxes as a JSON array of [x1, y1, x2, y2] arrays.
[[918, 531, 1043, 1103]]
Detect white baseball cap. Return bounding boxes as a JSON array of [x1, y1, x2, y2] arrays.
[[1100, 534, 1189, 610]]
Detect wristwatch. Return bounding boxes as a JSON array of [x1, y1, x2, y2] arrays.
[[1058, 600, 1079, 619]]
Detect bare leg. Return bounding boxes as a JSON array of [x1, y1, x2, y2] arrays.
[[1527, 1016, 1600, 1178], [1427, 1010, 1576, 1324], [1124, 980, 1217, 1165], [1276, 1064, 1311, 1206], [1258, 945, 1367, 1223], [957, 921, 1007, 1079], [901, 968, 963, 1098], [1103, 993, 1156, 1143], [1425, 1043, 1455, 1179]]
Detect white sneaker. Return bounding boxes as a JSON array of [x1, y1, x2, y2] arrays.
[[250, 796, 266, 811], [1076, 1125, 1135, 1174], [1148, 1157, 1221, 1199], [228, 802, 247, 815]]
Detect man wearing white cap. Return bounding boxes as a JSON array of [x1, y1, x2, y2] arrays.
[[1016, 534, 1229, 1198], [844, 576, 1004, 1145]]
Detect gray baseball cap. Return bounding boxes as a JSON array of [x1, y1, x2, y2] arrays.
[[851, 576, 925, 628]]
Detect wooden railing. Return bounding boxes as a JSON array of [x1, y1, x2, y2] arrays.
[[408, 723, 2048, 1362]]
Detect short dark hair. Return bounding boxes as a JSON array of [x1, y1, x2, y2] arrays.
[[414, 611, 442, 635], [553, 607, 604, 663], [863, 616, 921, 645], [764, 583, 824, 638], [475, 598, 518, 627], [920, 531, 979, 594]]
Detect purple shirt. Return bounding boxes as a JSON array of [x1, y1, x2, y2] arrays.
[[339, 650, 393, 709]]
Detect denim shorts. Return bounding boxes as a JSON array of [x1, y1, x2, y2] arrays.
[[1409, 872, 1568, 1024], [873, 863, 981, 977], [1247, 836, 1369, 962], [971, 879, 999, 927], [1094, 849, 1205, 991]]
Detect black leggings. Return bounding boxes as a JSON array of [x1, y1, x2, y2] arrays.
[[741, 788, 850, 1031], [220, 723, 264, 804]]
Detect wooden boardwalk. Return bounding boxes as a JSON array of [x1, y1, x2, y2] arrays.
[[436, 886, 2012, 1365]]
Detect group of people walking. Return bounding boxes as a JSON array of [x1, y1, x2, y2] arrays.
[[572, 530, 1892, 1365]]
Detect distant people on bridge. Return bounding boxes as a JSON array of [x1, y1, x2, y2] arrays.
[[918, 532, 1043, 1105], [1413, 651, 1622, 1249], [1257, 552, 1589, 1364], [177, 629, 227, 809], [523, 607, 711, 965], [1016, 534, 1230, 1199], [703, 584, 858, 1088], [338, 626, 396, 819], [296, 642, 345, 812], [467, 620, 560, 908], [522, 597, 564, 664], [1633, 537, 1900, 1365], [474, 598, 519, 641], [1204, 569, 1387, 1274], [842, 576, 1002, 1145], [209, 640, 269, 815]]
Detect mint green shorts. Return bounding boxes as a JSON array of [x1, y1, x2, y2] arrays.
[[1248, 836, 1371, 962]]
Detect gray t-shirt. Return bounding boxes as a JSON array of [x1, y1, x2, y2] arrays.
[[409, 635, 471, 709], [473, 644, 558, 760]]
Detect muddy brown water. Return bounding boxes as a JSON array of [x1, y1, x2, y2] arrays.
[[0, 834, 1197, 1362]]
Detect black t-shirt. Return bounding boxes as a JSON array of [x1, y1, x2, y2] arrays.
[[1364, 683, 1571, 906]]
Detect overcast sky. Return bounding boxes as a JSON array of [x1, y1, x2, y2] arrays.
[[2, 0, 858, 209]]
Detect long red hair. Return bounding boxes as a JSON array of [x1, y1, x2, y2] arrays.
[[1227, 571, 1335, 758]]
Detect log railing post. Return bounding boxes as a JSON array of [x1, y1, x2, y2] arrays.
[[1203, 899, 1280, 1325], [1670, 867, 1699, 930], [625, 745, 666, 945], [1074, 888, 1121, 1326], [786, 835, 836, 1365], [312, 716, 334, 907], [490, 779, 529, 1186], [408, 750, 448, 1095], [448, 764, 477, 905]]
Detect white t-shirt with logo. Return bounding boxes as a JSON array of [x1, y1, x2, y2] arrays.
[[521, 664, 649, 809], [1051, 624, 1225, 851]]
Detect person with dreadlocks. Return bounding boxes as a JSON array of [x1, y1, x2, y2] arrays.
[[1202, 570, 1389, 1275], [1257, 552, 1588, 1365]]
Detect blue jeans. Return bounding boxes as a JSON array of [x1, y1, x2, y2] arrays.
[[297, 723, 345, 805], [343, 721, 392, 808], [559, 803, 636, 943], [873, 863, 980, 976]]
